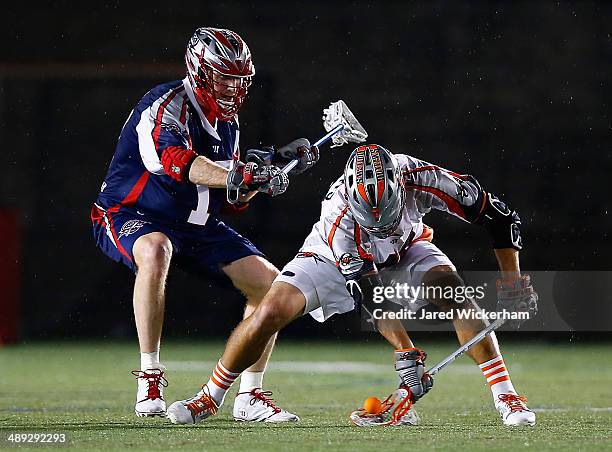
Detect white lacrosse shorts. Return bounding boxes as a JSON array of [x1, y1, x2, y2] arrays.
[[274, 241, 455, 322]]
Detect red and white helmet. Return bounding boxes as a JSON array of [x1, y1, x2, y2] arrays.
[[185, 27, 255, 121], [344, 145, 406, 238]]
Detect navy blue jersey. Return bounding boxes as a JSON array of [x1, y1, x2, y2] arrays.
[[95, 78, 239, 226]]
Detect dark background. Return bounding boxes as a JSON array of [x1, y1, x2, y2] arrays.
[[1, 1, 611, 339]]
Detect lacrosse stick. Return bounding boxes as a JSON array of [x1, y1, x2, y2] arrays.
[[227, 143, 242, 204], [428, 317, 506, 377], [349, 317, 505, 427], [282, 100, 368, 174]]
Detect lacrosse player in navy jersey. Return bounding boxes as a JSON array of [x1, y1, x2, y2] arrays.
[[91, 27, 318, 422], [167, 144, 538, 427]]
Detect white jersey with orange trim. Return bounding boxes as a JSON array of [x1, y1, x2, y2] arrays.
[[300, 153, 485, 278]]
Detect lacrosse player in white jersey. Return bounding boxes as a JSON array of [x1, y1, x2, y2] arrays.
[[167, 144, 538, 427]]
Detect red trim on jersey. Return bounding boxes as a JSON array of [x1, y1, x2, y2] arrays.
[[327, 205, 349, 249], [119, 171, 151, 208], [404, 165, 465, 179], [90, 204, 104, 225], [411, 225, 434, 244], [152, 87, 183, 151], [100, 171, 150, 263], [410, 184, 466, 219], [105, 210, 133, 262], [179, 95, 188, 124], [354, 223, 374, 261]]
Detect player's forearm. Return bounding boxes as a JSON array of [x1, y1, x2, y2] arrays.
[[494, 248, 521, 281], [188, 156, 229, 188]]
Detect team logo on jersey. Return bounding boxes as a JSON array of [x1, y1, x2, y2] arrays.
[[160, 123, 182, 135], [296, 252, 325, 264], [118, 220, 151, 239], [338, 252, 359, 271]]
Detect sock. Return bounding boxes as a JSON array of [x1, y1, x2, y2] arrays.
[[239, 371, 264, 393], [140, 350, 161, 371], [205, 360, 240, 405], [479, 355, 517, 401]]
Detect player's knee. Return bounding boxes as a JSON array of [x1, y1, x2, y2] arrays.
[[422, 266, 465, 312], [133, 233, 173, 273], [241, 259, 279, 301], [251, 288, 297, 333]]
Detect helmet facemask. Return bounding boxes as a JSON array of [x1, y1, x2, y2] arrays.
[[344, 145, 406, 239], [185, 27, 255, 121], [191, 66, 251, 121]]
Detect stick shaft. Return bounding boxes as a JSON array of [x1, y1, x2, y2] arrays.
[[313, 124, 344, 147], [428, 317, 506, 376]]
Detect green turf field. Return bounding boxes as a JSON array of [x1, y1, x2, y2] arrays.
[[1, 340, 611, 451]]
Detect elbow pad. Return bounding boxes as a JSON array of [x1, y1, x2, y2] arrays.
[[476, 193, 523, 250], [160, 146, 198, 182]]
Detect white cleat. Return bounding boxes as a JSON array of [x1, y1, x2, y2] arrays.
[[496, 393, 536, 426], [166, 386, 219, 425], [233, 389, 300, 422], [132, 368, 168, 417]]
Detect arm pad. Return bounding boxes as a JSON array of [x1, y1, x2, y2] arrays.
[[476, 193, 523, 250], [160, 146, 198, 183]]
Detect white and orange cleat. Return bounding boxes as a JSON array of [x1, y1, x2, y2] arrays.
[[233, 389, 299, 422], [132, 368, 168, 417], [166, 386, 219, 425], [496, 394, 536, 426]]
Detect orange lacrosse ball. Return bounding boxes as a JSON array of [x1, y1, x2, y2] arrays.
[[363, 396, 383, 414]]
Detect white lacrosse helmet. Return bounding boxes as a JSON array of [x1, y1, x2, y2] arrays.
[[344, 144, 405, 238]]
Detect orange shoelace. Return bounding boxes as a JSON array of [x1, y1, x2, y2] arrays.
[[498, 394, 528, 412], [186, 388, 219, 417], [131, 370, 168, 400]]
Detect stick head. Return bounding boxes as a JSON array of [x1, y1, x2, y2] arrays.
[[323, 100, 368, 148]]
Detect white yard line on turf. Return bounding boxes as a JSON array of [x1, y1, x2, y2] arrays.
[[164, 360, 479, 374]]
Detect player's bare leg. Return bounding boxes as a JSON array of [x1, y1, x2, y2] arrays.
[[423, 266, 500, 362], [166, 281, 304, 424], [423, 265, 535, 426], [221, 255, 279, 376], [375, 318, 414, 349], [131, 232, 173, 417], [220, 256, 299, 422], [220, 282, 305, 372]]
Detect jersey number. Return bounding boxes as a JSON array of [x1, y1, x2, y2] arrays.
[[188, 185, 210, 225]]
